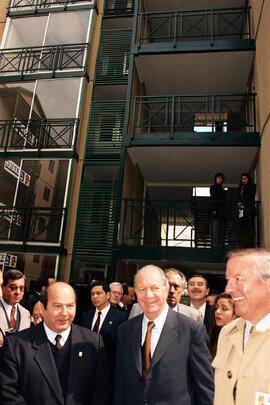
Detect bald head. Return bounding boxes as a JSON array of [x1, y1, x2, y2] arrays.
[[41, 282, 76, 333]]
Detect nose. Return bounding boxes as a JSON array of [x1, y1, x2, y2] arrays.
[[145, 288, 154, 298], [216, 307, 221, 315], [60, 305, 68, 315], [225, 278, 234, 294]]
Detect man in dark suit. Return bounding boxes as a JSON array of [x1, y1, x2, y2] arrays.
[[0, 282, 111, 405], [80, 281, 128, 373], [187, 274, 213, 332], [114, 265, 214, 405]]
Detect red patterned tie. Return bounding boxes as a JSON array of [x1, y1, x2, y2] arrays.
[[10, 306, 16, 328], [93, 311, 102, 332], [55, 334, 62, 349]]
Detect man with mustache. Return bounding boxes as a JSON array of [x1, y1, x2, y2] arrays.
[[213, 249, 270, 405], [187, 274, 213, 331]]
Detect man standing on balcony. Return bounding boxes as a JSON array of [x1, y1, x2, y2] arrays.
[[210, 172, 226, 248], [0, 270, 30, 340]]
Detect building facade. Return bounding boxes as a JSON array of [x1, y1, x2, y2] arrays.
[[0, 0, 269, 291]]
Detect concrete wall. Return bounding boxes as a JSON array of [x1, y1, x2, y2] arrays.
[[250, 0, 270, 247], [0, 1, 8, 43]]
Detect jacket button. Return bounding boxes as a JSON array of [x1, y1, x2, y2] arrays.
[[227, 370, 232, 379]]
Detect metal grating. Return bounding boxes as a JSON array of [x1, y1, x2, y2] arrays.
[[95, 29, 132, 85], [104, 0, 134, 16], [85, 100, 126, 165], [73, 183, 118, 262]]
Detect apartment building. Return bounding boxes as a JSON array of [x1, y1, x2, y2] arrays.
[[0, 0, 269, 291]]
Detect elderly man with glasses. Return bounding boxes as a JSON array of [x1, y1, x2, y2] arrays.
[[0, 270, 30, 342]]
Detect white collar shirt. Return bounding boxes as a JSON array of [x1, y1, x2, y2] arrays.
[[244, 312, 270, 349], [43, 322, 71, 347], [91, 304, 111, 332], [0, 298, 18, 321], [141, 304, 169, 357], [191, 301, 206, 321]]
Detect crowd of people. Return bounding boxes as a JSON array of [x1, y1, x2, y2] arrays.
[[0, 247, 269, 404]]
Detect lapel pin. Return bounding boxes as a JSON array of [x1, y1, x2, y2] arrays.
[[79, 352, 83, 357], [109, 321, 112, 325]]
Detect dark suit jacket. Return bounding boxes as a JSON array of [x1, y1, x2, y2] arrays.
[[113, 308, 214, 405], [80, 305, 127, 372], [204, 301, 214, 333], [0, 322, 111, 405]]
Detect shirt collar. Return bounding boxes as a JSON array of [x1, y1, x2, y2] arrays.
[[95, 303, 110, 317], [43, 322, 71, 344], [246, 313, 270, 333], [1, 298, 17, 313], [143, 303, 169, 332]]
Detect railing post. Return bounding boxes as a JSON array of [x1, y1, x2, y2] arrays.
[[166, 200, 170, 247], [173, 11, 177, 47], [122, 199, 128, 245], [210, 8, 214, 46], [171, 96, 175, 140], [252, 94, 257, 133], [131, 97, 137, 140], [247, 7, 251, 41]]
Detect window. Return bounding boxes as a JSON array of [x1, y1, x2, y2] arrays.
[[48, 160, 55, 173], [43, 186, 51, 202], [33, 255, 40, 263], [38, 217, 46, 232]]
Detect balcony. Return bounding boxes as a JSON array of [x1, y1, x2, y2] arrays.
[[117, 198, 260, 262], [134, 7, 254, 54], [0, 43, 89, 82], [0, 206, 66, 253], [7, 0, 95, 15], [0, 119, 79, 158], [127, 93, 259, 146]]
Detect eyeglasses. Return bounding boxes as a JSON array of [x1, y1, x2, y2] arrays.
[[7, 285, 24, 292]]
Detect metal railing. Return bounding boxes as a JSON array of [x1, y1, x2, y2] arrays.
[[0, 206, 66, 243], [121, 198, 260, 249], [136, 7, 252, 47], [7, 0, 94, 14], [0, 119, 78, 152], [130, 93, 257, 137], [0, 43, 88, 79]]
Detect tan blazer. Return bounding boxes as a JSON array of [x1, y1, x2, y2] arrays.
[[129, 302, 202, 322], [0, 302, 31, 338], [213, 317, 270, 405]]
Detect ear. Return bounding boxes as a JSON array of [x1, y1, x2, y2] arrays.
[[106, 291, 111, 300], [206, 288, 210, 297]]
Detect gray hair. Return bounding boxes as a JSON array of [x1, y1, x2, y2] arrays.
[[109, 282, 123, 293], [227, 249, 270, 283], [134, 265, 169, 289], [164, 268, 186, 289]]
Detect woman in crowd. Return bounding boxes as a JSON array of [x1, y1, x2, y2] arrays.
[[237, 173, 256, 248], [209, 293, 237, 358]]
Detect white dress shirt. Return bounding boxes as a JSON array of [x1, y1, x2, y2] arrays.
[[0, 298, 17, 322], [191, 301, 206, 321], [141, 304, 169, 357], [43, 322, 71, 347], [244, 312, 270, 348], [91, 304, 111, 332]]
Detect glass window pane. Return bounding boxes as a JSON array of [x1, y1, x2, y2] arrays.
[[45, 11, 91, 45], [4, 17, 47, 48]]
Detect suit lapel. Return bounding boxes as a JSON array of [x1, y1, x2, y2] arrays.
[[131, 315, 143, 376], [150, 309, 178, 370], [67, 325, 86, 397], [33, 323, 64, 405]]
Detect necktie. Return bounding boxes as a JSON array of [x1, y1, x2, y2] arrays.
[[142, 321, 155, 382], [93, 311, 102, 332], [249, 325, 256, 335], [55, 334, 62, 350], [10, 306, 16, 328]]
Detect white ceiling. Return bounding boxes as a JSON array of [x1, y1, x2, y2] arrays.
[[128, 146, 258, 199], [135, 51, 254, 95]]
